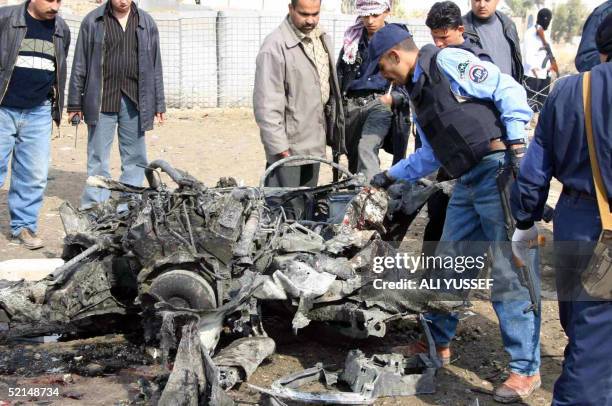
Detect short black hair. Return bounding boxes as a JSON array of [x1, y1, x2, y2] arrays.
[[426, 1, 463, 31], [290, 0, 322, 7]]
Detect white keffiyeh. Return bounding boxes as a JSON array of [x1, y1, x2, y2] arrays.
[[342, 0, 392, 64]]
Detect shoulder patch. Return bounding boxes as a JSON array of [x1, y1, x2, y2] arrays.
[[457, 61, 470, 79], [468, 65, 489, 83]]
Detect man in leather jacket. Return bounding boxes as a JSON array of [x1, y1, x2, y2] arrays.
[[0, 0, 70, 249], [462, 0, 523, 82]]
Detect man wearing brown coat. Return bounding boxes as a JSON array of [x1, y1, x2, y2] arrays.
[[253, 0, 344, 198]]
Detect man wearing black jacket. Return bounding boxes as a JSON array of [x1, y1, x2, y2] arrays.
[[336, 0, 409, 181], [463, 0, 523, 82], [0, 0, 70, 249], [68, 0, 166, 209]]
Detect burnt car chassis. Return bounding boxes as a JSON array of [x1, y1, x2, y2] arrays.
[[0, 156, 455, 404]]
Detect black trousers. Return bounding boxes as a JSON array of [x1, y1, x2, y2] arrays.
[[412, 132, 451, 251], [422, 189, 450, 256]]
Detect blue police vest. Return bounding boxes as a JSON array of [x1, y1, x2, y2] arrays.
[[408, 44, 506, 178]]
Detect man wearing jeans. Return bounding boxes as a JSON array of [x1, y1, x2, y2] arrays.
[[369, 25, 540, 403], [0, 0, 70, 249], [68, 0, 165, 209]]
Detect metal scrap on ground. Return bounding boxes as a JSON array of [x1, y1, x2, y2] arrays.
[[0, 156, 457, 403]]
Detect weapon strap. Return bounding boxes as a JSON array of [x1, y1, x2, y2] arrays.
[[582, 71, 612, 231]]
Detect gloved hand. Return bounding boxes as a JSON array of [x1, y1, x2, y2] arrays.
[[370, 171, 395, 189], [387, 180, 439, 216], [509, 144, 527, 174], [511, 225, 538, 265]]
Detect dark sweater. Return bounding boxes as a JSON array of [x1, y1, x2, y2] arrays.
[[1, 10, 55, 109]]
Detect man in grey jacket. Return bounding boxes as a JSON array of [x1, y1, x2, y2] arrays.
[[0, 0, 70, 249], [253, 0, 344, 205], [462, 0, 523, 82], [67, 0, 165, 209]]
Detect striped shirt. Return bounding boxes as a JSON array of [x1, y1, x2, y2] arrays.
[[101, 3, 139, 113]]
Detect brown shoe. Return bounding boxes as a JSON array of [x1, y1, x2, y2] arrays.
[[493, 372, 541, 403], [15, 229, 44, 250], [390, 340, 451, 366]]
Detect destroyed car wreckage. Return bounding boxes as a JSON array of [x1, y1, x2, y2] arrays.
[[0, 156, 457, 404]]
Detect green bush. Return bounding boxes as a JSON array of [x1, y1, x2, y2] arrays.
[[505, 0, 535, 18], [551, 0, 588, 43]]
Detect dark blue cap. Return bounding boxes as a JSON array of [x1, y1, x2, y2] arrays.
[[368, 23, 413, 64]]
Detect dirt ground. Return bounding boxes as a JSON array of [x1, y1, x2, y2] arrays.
[[0, 109, 566, 405]]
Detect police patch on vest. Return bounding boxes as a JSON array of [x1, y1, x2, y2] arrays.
[[457, 61, 470, 79], [469, 65, 489, 83]]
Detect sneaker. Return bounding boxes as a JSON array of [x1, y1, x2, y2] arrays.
[[493, 372, 541, 403], [390, 340, 451, 366], [15, 229, 44, 250]]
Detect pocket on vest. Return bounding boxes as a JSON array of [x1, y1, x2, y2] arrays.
[[422, 105, 491, 178]]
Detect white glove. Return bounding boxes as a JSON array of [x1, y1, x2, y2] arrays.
[[511, 225, 538, 265]]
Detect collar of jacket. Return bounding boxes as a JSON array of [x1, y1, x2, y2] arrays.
[[12, 1, 66, 37], [281, 16, 326, 49], [105, 1, 139, 18], [93, 2, 144, 29]]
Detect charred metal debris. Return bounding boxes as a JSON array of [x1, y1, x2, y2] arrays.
[[0, 156, 456, 404]]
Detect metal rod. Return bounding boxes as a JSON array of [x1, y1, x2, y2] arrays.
[[182, 200, 196, 250], [49, 243, 101, 282]]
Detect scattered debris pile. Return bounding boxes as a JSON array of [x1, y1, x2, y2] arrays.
[[250, 316, 440, 405], [0, 157, 455, 403]]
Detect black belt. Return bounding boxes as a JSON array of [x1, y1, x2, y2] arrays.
[[484, 138, 507, 156], [344, 91, 384, 107], [562, 186, 596, 201], [345, 89, 384, 98]]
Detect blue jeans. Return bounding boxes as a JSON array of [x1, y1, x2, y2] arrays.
[[427, 152, 541, 376], [0, 101, 52, 235], [81, 96, 147, 209], [551, 193, 612, 406]]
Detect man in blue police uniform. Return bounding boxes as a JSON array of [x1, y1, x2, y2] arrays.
[[575, 0, 611, 72], [368, 25, 541, 403], [511, 15, 612, 406]]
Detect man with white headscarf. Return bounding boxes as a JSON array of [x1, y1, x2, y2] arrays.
[[337, 0, 409, 181]]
